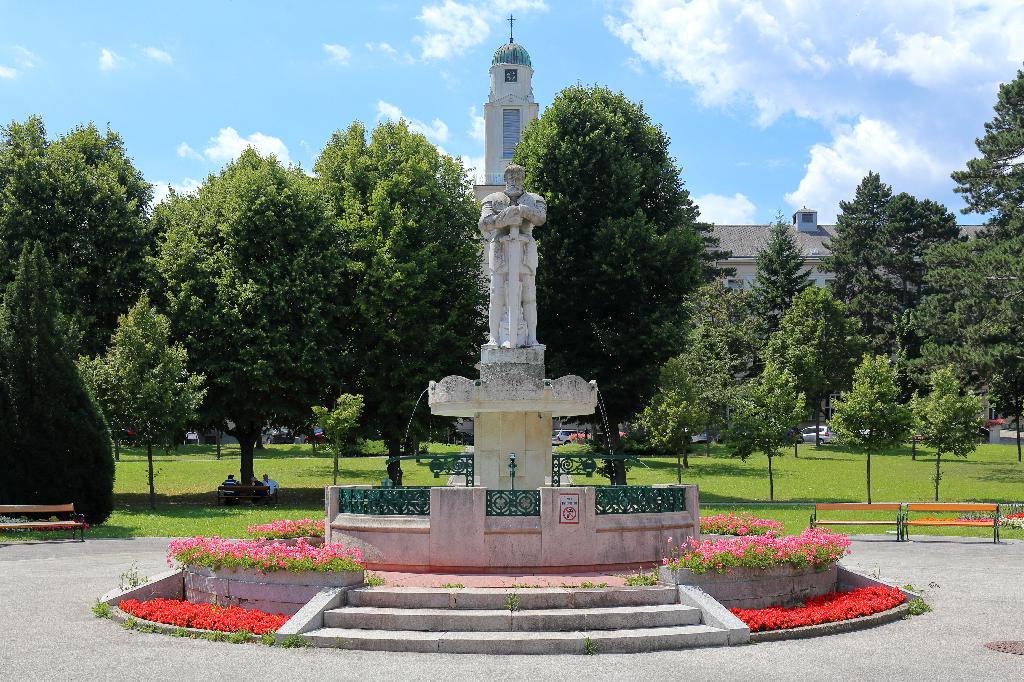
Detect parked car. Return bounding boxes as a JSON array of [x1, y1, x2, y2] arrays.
[[552, 429, 580, 446], [800, 426, 832, 444], [269, 428, 293, 444], [690, 432, 709, 444], [184, 431, 200, 445]]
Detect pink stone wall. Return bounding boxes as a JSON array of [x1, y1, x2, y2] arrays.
[[327, 484, 698, 571], [183, 566, 363, 615]]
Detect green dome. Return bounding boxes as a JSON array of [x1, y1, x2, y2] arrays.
[[492, 42, 531, 67]]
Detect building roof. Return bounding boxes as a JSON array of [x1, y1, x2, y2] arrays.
[[712, 223, 988, 260], [712, 224, 836, 260], [492, 41, 531, 67]]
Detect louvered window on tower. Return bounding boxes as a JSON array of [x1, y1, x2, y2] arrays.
[[502, 109, 521, 158]]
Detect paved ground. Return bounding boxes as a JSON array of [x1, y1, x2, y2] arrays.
[[2, 536, 1022, 681]]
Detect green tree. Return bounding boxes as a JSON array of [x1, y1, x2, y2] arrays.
[[0, 117, 154, 355], [951, 66, 1024, 236], [684, 282, 763, 382], [79, 295, 205, 509], [312, 393, 364, 485], [939, 65, 1024, 461], [825, 173, 959, 354], [315, 121, 484, 485], [912, 367, 982, 501], [990, 369, 1024, 463], [765, 287, 866, 448], [825, 172, 892, 350], [883, 194, 959, 314], [152, 149, 348, 485], [0, 243, 113, 522], [638, 352, 709, 479], [829, 355, 913, 503], [514, 85, 716, 481], [919, 232, 1024, 462], [752, 212, 811, 332], [726, 364, 806, 501]]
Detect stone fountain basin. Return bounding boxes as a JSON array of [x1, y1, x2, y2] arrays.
[[428, 374, 597, 417]]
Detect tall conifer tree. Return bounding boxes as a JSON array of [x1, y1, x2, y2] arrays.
[[824, 172, 893, 352], [951, 66, 1024, 237], [0, 243, 113, 522], [921, 67, 1024, 461], [752, 212, 811, 332]]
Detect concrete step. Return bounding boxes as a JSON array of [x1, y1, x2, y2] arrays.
[[323, 603, 702, 632], [305, 624, 729, 654], [345, 585, 678, 610]]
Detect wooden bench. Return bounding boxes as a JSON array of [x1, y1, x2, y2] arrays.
[[0, 504, 86, 541], [903, 503, 1000, 543], [810, 503, 905, 541], [216, 485, 278, 505]]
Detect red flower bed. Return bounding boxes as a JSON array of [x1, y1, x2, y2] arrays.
[[118, 598, 288, 634], [730, 586, 906, 632]]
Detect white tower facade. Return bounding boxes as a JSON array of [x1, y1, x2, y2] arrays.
[[475, 40, 538, 199]]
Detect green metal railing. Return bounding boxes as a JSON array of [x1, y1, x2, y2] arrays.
[[339, 487, 430, 515], [595, 486, 686, 515], [551, 453, 645, 486], [385, 454, 474, 487], [485, 490, 540, 516]]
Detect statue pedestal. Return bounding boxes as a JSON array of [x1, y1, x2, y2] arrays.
[[428, 345, 598, 490], [474, 410, 552, 489]]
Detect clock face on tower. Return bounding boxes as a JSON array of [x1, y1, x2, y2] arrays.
[[504, 69, 518, 83]]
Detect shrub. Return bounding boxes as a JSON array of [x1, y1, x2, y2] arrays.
[[700, 513, 784, 537], [623, 569, 659, 587], [245, 519, 325, 539], [280, 635, 310, 649], [730, 586, 905, 632], [665, 528, 850, 574], [0, 243, 114, 523], [118, 598, 288, 634], [905, 598, 932, 617], [167, 537, 362, 573]]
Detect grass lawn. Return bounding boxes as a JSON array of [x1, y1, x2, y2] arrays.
[[3, 440, 1021, 542]]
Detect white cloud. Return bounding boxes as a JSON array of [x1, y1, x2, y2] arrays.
[[606, 0, 1024, 127], [322, 43, 351, 65], [203, 127, 291, 164], [151, 178, 201, 205], [365, 42, 397, 55], [176, 142, 203, 160], [607, 1, 1024, 218], [415, 0, 548, 61], [0, 65, 15, 79], [784, 118, 944, 223], [695, 192, 757, 224], [142, 47, 173, 64], [460, 153, 483, 171], [98, 48, 123, 71], [468, 106, 485, 142], [376, 100, 450, 144], [13, 46, 38, 69]]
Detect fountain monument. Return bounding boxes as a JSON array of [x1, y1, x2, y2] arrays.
[[428, 164, 598, 489]]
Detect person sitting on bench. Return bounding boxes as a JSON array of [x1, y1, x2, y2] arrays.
[[262, 473, 279, 498], [249, 477, 268, 503], [222, 474, 239, 505]]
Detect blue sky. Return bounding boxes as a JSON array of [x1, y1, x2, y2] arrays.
[[1, 0, 1021, 223]]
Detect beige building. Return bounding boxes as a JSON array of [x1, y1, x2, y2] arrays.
[[712, 207, 836, 290]]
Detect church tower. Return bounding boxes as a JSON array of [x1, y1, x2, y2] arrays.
[[475, 28, 538, 200]]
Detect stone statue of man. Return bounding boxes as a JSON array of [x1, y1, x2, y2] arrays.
[[479, 164, 547, 348]]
